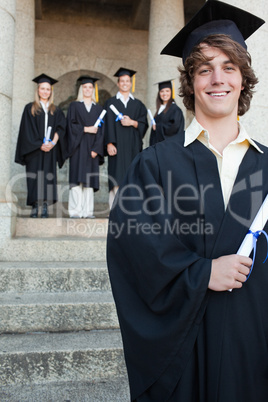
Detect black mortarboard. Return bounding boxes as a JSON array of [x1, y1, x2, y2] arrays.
[[77, 75, 99, 85], [156, 80, 173, 91], [114, 68, 136, 78], [32, 73, 58, 85], [161, 0, 265, 64]]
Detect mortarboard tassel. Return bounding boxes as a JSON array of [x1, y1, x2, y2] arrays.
[[172, 80, 175, 100], [95, 83, 99, 103], [132, 74, 136, 93]]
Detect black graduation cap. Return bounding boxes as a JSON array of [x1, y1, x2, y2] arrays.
[[156, 80, 173, 91], [161, 0, 265, 64], [32, 73, 58, 85], [114, 67, 136, 78], [77, 75, 99, 86]]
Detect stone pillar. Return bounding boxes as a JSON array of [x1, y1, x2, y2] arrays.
[[0, 0, 16, 238], [146, 0, 185, 145], [224, 0, 268, 145], [11, 0, 35, 207]]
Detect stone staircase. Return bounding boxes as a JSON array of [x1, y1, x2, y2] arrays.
[[0, 212, 130, 401]]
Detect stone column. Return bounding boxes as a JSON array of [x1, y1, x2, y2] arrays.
[[11, 0, 35, 207], [224, 0, 268, 145], [146, 0, 185, 145], [0, 0, 16, 238]]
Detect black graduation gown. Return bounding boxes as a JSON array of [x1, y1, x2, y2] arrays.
[[104, 96, 148, 191], [15, 103, 66, 206], [149, 103, 185, 146], [107, 134, 268, 402], [66, 101, 104, 191]]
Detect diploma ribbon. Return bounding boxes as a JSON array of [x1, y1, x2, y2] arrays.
[[246, 229, 268, 281], [116, 113, 123, 122], [43, 138, 53, 144], [98, 119, 104, 127]]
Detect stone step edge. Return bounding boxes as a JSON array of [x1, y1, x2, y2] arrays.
[[0, 291, 119, 334], [0, 290, 114, 304], [0, 329, 122, 354], [0, 262, 111, 293], [0, 377, 130, 402], [0, 330, 127, 386], [15, 217, 109, 238], [0, 238, 107, 262]]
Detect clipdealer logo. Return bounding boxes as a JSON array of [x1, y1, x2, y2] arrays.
[[108, 218, 213, 239]]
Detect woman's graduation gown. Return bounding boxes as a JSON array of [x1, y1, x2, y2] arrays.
[[66, 101, 104, 191], [149, 102, 184, 146], [107, 134, 268, 402], [15, 103, 66, 205]]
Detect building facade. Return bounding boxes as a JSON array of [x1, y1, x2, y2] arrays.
[[0, 0, 267, 251]]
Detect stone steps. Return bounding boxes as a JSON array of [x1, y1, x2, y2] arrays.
[[0, 290, 119, 333], [0, 261, 110, 293], [15, 217, 108, 238], [0, 378, 130, 402], [0, 330, 129, 400], [1, 238, 107, 262], [0, 214, 130, 400]]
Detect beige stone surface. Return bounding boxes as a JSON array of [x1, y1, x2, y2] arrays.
[[223, 0, 268, 146]]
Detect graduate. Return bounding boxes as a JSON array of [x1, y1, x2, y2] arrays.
[[66, 75, 104, 218], [149, 80, 184, 146], [107, 1, 268, 401], [104, 68, 148, 209], [15, 73, 66, 218]]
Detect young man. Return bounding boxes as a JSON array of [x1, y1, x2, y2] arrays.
[[104, 68, 148, 209], [107, 1, 267, 401]]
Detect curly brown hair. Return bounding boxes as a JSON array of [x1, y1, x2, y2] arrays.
[[179, 34, 258, 116]]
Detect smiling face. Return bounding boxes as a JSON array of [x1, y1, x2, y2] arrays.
[[82, 83, 94, 99], [193, 45, 244, 122], [159, 88, 172, 104], [117, 75, 132, 94], [38, 82, 52, 103]]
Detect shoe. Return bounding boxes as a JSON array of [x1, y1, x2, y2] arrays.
[[41, 202, 48, 218], [85, 215, 95, 219], [30, 202, 38, 218]]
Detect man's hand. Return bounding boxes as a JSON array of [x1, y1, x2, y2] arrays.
[[121, 115, 138, 128], [209, 254, 252, 291], [91, 151, 97, 158], [84, 126, 98, 134], [107, 143, 117, 156], [41, 142, 54, 152]]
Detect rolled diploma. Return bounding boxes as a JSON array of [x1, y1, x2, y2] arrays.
[[148, 109, 156, 125], [44, 126, 52, 144], [94, 109, 107, 128], [109, 104, 123, 119], [237, 194, 268, 257], [228, 194, 268, 291]]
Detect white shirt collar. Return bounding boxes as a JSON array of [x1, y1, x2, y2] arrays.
[[80, 100, 96, 105], [158, 104, 166, 115], [184, 117, 263, 154], [116, 91, 134, 107], [40, 101, 49, 112]]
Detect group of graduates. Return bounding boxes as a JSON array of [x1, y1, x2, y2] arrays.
[[15, 68, 184, 218], [14, 0, 268, 401]]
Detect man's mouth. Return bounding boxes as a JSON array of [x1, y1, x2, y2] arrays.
[[208, 91, 229, 97]]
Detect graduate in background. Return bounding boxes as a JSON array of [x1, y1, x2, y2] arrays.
[[107, 1, 268, 401], [66, 76, 104, 218], [104, 68, 148, 209], [149, 80, 184, 146], [15, 74, 66, 218]]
